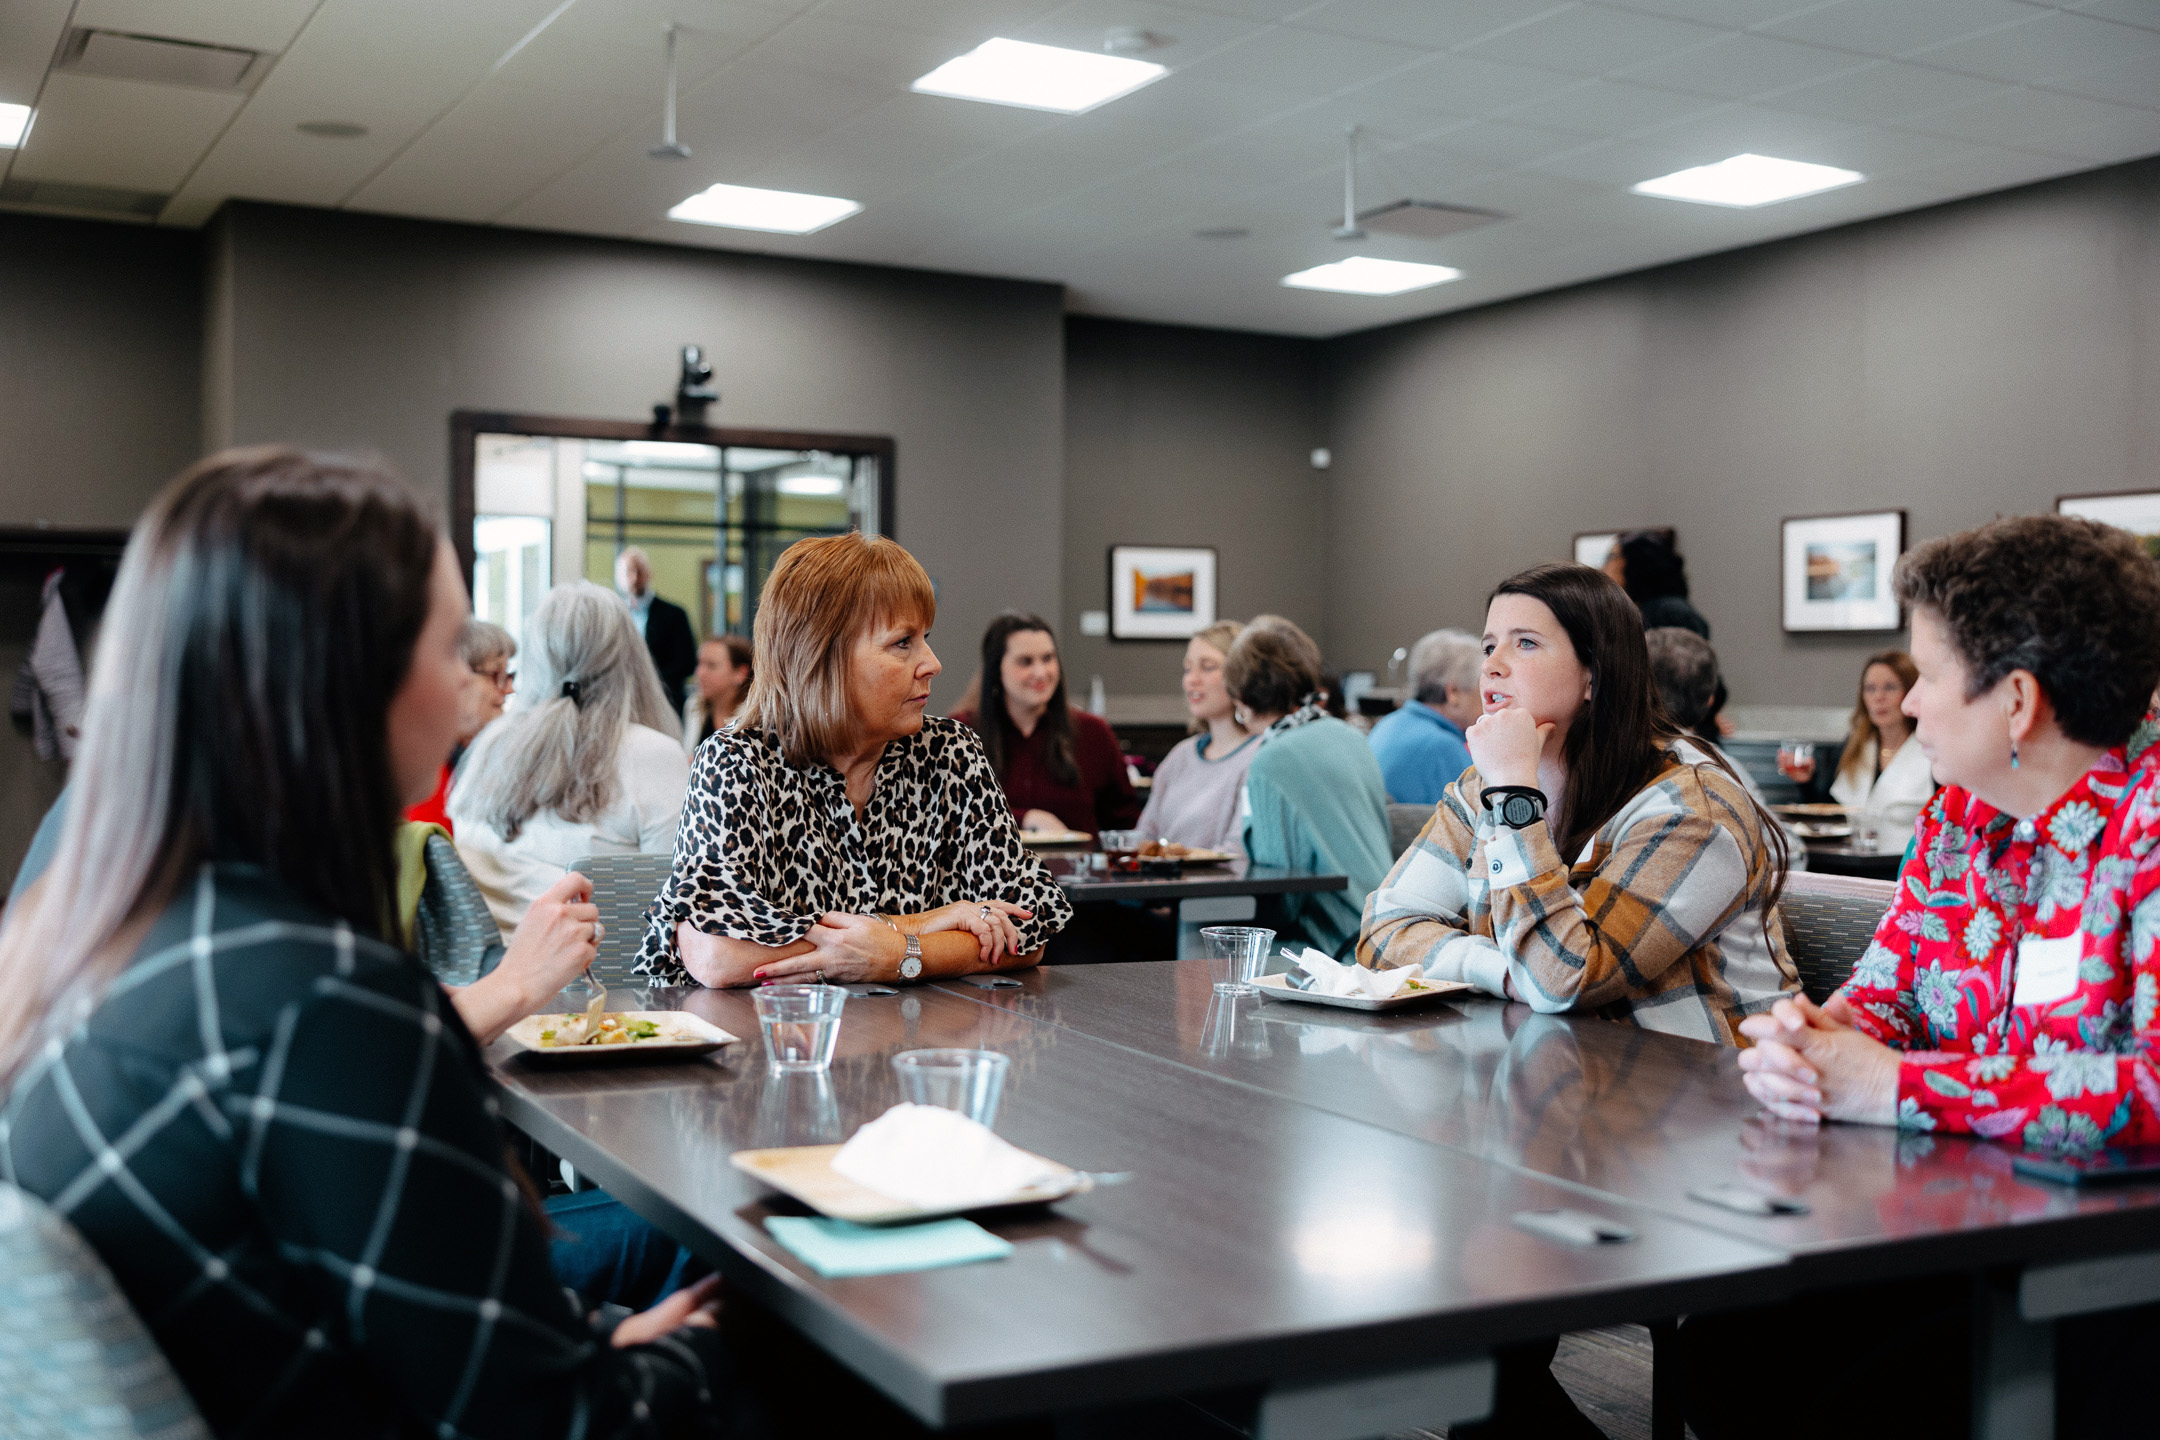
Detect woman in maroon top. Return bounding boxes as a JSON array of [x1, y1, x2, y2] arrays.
[[957, 612, 1140, 835]]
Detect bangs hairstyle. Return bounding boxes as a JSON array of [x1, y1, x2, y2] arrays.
[[1835, 650, 1919, 784], [0, 446, 438, 1085], [737, 532, 935, 765]]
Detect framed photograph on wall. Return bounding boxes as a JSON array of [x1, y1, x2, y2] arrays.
[[2059, 490, 2160, 560], [1573, 532, 1619, 568], [1781, 510, 1906, 632], [1108, 545, 1217, 640]]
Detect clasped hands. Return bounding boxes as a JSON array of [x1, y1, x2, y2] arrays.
[[1737, 993, 1900, 1126], [750, 899, 1035, 984]]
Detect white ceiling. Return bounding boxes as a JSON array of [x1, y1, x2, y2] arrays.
[[4, 0, 2159, 337]]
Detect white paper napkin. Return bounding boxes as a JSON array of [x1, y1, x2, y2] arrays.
[[831, 1103, 1064, 1211], [1293, 946, 1419, 1000]]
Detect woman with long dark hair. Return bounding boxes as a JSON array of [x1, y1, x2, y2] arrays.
[[955, 611, 1139, 836], [1606, 528, 1709, 636], [0, 448, 734, 1438], [1361, 562, 1795, 1039]]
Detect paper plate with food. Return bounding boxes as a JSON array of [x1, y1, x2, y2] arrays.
[[502, 1007, 739, 1062], [1252, 946, 1475, 1012], [1137, 839, 1236, 864]]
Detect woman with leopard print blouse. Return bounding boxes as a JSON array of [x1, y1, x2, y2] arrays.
[[634, 533, 1072, 988]]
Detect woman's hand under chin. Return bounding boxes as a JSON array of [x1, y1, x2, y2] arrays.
[[1465, 707, 1552, 790]]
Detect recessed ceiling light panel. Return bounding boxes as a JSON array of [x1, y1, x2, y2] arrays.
[[1631, 153, 1862, 208], [668, 183, 862, 235], [911, 38, 1166, 115], [1281, 257, 1462, 296], [0, 104, 31, 148]]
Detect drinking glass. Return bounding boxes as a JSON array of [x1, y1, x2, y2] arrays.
[[753, 1070, 842, 1147], [1854, 811, 1883, 854], [1201, 991, 1273, 1059], [892, 1048, 1010, 1128], [1099, 829, 1145, 874], [1776, 741, 1816, 783], [753, 984, 846, 1072], [1203, 925, 1275, 997]]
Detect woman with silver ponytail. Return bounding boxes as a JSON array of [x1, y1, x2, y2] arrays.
[[450, 579, 690, 941]]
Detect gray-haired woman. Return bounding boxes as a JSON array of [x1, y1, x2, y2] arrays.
[[450, 580, 689, 940]]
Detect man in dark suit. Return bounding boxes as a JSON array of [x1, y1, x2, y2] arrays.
[[615, 547, 698, 717]]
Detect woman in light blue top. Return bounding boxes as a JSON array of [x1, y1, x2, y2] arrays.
[[1230, 617, 1393, 959]]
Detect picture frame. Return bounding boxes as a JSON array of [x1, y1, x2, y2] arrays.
[[2058, 490, 2160, 559], [1108, 545, 1217, 641], [1572, 528, 1672, 570], [1781, 510, 1906, 633]]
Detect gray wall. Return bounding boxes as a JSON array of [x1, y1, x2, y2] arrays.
[[1322, 154, 2160, 706], [1061, 317, 1325, 698], [202, 202, 1068, 712], [0, 212, 202, 891]]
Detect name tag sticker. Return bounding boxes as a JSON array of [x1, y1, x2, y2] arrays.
[[2013, 934, 2083, 1009]]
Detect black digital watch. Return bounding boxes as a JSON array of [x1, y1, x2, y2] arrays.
[[1480, 785, 1548, 830]]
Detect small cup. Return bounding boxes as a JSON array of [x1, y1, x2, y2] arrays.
[[892, 1048, 1011, 1128], [1099, 829, 1146, 873], [1203, 925, 1276, 997], [1855, 811, 1884, 854], [1776, 741, 1816, 783], [753, 984, 846, 1072]]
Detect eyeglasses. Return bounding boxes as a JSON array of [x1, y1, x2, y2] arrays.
[[474, 665, 516, 692]]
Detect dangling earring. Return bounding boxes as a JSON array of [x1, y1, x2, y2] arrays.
[[2010, 736, 2021, 770]]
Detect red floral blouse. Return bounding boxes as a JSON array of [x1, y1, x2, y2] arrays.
[[1836, 717, 2160, 1148]]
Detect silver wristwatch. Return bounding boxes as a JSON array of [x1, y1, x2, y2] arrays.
[[898, 933, 923, 981]]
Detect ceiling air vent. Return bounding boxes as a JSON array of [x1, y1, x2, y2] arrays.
[[57, 28, 268, 91], [1352, 200, 1505, 241], [0, 177, 167, 220]]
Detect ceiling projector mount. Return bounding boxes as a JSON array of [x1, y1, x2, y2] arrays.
[[650, 23, 690, 160]]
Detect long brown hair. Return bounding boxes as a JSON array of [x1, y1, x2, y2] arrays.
[[1835, 649, 1919, 785], [0, 447, 439, 1085], [974, 612, 1076, 785], [1490, 564, 1787, 911]]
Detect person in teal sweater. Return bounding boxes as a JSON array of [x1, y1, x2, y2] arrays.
[[1228, 617, 1393, 959]]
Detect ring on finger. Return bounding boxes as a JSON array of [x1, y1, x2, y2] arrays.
[[592, 920, 605, 943]]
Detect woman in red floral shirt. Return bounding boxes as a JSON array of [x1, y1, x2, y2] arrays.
[[1687, 514, 2160, 1440]]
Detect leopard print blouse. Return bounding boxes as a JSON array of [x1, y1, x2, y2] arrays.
[[633, 715, 1073, 983]]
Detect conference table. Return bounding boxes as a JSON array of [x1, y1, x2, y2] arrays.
[[488, 964, 2160, 1440], [1038, 854, 1351, 961]]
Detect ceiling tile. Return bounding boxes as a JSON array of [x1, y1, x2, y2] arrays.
[[1525, 133, 1709, 183], [10, 72, 240, 192], [2060, 0, 2160, 30], [2044, 46, 2160, 106], [1599, 0, 1818, 24], [751, 91, 1063, 202], [1420, 115, 1586, 163], [1182, 24, 1427, 93], [1767, 60, 2011, 123], [0, 0, 70, 108], [1343, 51, 1585, 115], [1008, 1, 1269, 68], [1628, 101, 1862, 160], [746, 14, 967, 87], [1761, 0, 2041, 58], [72, 0, 320, 55], [1293, 0, 1574, 51], [1504, 78, 1721, 134], [1912, 9, 2160, 84], [1619, 32, 1872, 98], [1062, 72, 1297, 149], [1459, 5, 1728, 74], [813, 0, 1067, 41], [2029, 106, 2160, 161], [1903, 85, 2157, 147]]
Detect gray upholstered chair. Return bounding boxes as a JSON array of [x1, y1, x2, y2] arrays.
[[1779, 870, 1896, 1003], [411, 832, 504, 986], [1387, 802, 1436, 860], [571, 852, 677, 982], [0, 1184, 210, 1440]]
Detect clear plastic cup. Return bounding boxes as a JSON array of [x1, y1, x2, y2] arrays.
[[1203, 925, 1275, 997], [1099, 829, 1146, 873], [891, 1048, 1010, 1128], [753, 984, 845, 1072]]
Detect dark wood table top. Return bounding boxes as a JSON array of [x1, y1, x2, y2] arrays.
[[489, 981, 1785, 1426], [1801, 840, 1904, 881], [937, 962, 2160, 1291], [1038, 853, 1348, 903]]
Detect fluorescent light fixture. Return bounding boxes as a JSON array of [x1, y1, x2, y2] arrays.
[[911, 38, 1165, 115], [668, 182, 861, 235], [0, 104, 33, 148], [777, 474, 846, 497], [1281, 256, 1462, 296], [1631, 153, 1861, 208]]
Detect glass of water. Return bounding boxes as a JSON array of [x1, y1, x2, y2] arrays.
[[891, 1048, 1010, 1128], [1202, 925, 1275, 997], [753, 984, 845, 1072]]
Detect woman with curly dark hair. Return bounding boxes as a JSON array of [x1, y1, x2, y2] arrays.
[[1689, 513, 2160, 1440]]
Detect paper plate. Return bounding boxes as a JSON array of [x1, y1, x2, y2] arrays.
[[731, 1143, 1092, 1225], [502, 1010, 739, 1062], [1250, 972, 1476, 1013]]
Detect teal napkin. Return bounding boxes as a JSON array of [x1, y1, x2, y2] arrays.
[[763, 1216, 1014, 1277]]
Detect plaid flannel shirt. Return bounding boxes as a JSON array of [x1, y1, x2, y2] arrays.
[[1358, 741, 1798, 1045], [0, 864, 730, 1439]]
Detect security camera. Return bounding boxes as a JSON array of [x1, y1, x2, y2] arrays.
[[676, 344, 718, 424]]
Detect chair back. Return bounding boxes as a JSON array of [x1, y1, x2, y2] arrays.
[[571, 853, 677, 982], [1387, 802, 1436, 860], [1780, 871, 1896, 1003], [0, 1184, 211, 1440], [413, 834, 504, 986]]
